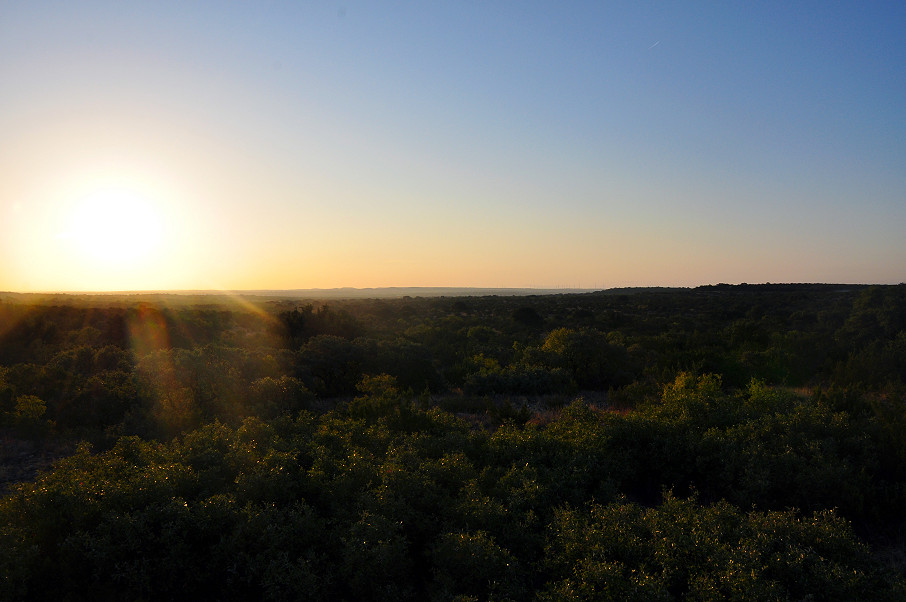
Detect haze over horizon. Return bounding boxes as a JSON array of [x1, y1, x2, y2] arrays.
[[2, 2, 905, 293]]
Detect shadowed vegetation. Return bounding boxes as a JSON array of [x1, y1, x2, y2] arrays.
[[1, 284, 906, 598]]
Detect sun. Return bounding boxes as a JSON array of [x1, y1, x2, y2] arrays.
[[6, 167, 207, 292], [62, 188, 166, 268]]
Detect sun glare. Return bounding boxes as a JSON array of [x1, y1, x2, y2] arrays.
[[4, 163, 215, 292], [61, 188, 165, 267]]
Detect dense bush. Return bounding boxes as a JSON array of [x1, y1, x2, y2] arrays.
[[542, 494, 896, 601], [2, 285, 906, 597], [3, 384, 905, 598]]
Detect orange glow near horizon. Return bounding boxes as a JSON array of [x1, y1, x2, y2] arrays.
[[2, 166, 220, 293]]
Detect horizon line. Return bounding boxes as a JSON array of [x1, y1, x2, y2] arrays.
[[0, 282, 891, 298]]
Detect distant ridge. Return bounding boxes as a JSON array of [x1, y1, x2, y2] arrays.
[[0, 283, 884, 305], [0, 287, 598, 303], [231, 287, 597, 298]]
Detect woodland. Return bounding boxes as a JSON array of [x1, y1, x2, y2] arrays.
[[1, 284, 906, 600]]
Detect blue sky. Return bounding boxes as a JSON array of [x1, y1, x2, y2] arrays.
[[1, 1, 904, 291]]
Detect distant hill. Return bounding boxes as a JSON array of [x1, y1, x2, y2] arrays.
[[0, 287, 599, 307], [0, 284, 877, 307], [231, 287, 597, 298]]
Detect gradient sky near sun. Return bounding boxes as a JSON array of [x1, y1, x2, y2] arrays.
[[2, 1, 905, 292]]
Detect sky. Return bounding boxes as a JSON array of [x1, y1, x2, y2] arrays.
[[1, 1, 905, 292]]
